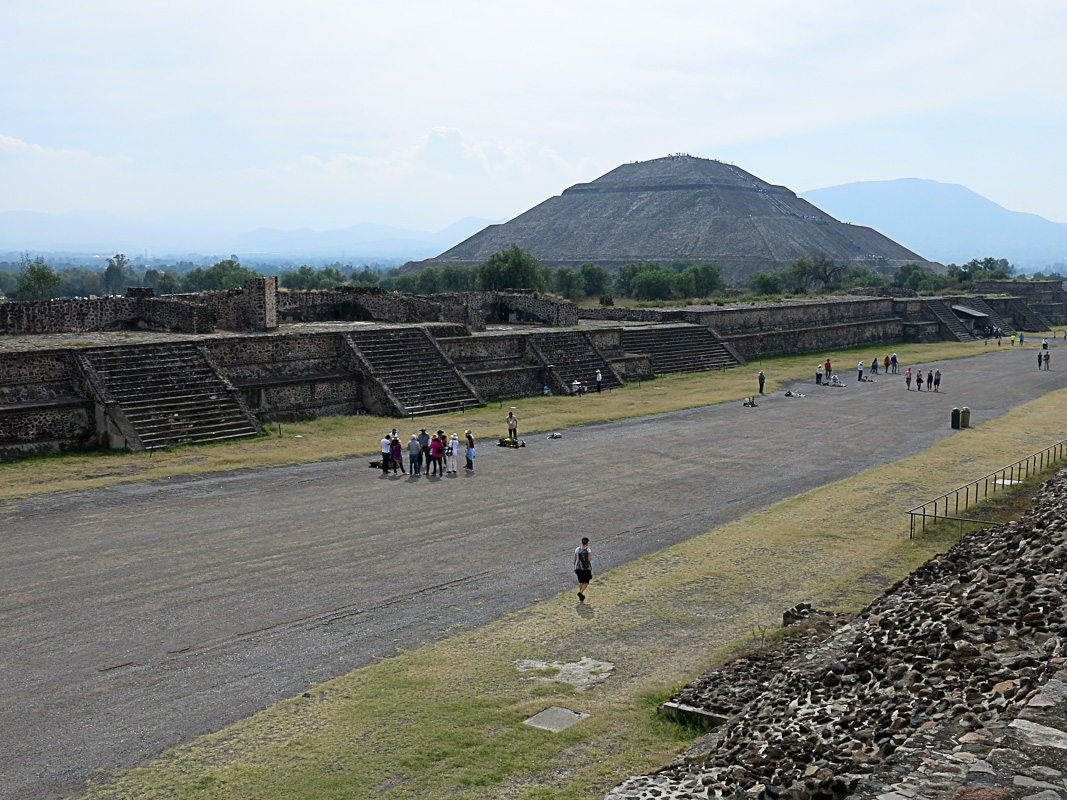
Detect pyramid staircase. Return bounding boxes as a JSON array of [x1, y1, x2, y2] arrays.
[[960, 296, 1015, 336], [80, 343, 260, 451], [346, 328, 483, 417], [1005, 298, 1053, 332], [621, 325, 742, 374], [922, 300, 980, 342], [530, 331, 624, 389]]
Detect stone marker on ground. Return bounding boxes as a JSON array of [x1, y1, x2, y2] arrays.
[[522, 706, 590, 733]]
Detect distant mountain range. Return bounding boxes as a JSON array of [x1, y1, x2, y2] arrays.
[[801, 179, 1067, 272], [0, 212, 495, 262], [5, 178, 1067, 272]]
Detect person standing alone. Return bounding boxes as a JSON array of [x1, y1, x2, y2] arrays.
[[758, 370, 766, 394], [595, 369, 603, 393], [506, 411, 518, 440], [574, 537, 592, 602]]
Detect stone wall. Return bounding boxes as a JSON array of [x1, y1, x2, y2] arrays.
[[722, 318, 904, 359], [0, 350, 96, 457], [433, 291, 579, 328], [579, 297, 897, 336], [683, 298, 896, 336], [463, 367, 546, 399], [578, 306, 691, 323], [204, 333, 363, 420], [277, 286, 469, 326]]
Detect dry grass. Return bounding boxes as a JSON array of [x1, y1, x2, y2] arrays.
[[2, 339, 991, 503], [77, 378, 1067, 799]]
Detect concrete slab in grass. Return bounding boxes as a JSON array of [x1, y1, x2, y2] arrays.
[[523, 706, 590, 732]]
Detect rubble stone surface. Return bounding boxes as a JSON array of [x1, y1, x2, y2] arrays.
[[605, 469, 1067, 800]]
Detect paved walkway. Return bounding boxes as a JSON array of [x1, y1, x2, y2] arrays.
[[2, 344, 1065, 800]]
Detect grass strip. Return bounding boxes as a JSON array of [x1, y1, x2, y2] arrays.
[[80, 382, 1067, 800], [2, 339, 994, 502]]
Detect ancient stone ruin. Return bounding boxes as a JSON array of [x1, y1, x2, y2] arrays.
[[605, 468, 1067, 800], [1, 278, 1064, 458], [407, 155, 943, 285]]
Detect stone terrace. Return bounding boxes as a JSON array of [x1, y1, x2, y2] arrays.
[[606, 469, 1067, 800]]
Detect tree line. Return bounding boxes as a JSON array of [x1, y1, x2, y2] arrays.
[[0, 247, 1043, 305]]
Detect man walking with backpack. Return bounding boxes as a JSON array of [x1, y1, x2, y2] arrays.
[[574, 537, 593, 602]]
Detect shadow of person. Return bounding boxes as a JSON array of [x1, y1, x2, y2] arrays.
[[576, 603, 595, 619]]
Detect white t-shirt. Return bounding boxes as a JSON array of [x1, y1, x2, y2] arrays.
[[381, 437, 391, 454], [574, 546, 592, 570]]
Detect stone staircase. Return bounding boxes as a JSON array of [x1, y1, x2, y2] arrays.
[[961, 296, 1015, 335], [922, 299, 979, 342], [531, 331, 624, 389], [82, 344, 260, 450], [347, 328, 482, 416], [621, 325, 742, 374], [1006, 297, 1053, 332]]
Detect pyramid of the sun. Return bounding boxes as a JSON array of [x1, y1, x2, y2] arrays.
[[407, 155, 939, 283]]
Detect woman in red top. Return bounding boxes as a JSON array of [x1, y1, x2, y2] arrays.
[[884, 355, 891, 373], [428, 435, 444, 476]]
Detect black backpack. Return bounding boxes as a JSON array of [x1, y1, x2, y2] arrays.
[[576, 547, 590, 571]]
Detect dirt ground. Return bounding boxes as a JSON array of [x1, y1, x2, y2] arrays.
[[2, 343, 1065, 800]]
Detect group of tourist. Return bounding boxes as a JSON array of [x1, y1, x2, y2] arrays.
[[380, 427, 476, 476], [809, 352, 948, 392], [904, 368, 942, 391], [815, 353, 900, 386]]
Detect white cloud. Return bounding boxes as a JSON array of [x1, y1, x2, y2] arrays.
[[1, 2, 1066, 230]]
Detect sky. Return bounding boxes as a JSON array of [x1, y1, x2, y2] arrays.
[[2, 1, 1066, 238]]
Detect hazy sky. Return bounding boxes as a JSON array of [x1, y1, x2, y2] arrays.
[[3, 1, 1066, 234]]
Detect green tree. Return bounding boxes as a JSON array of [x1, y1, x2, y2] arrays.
[[281, 266, 323, 290], [57, 267, 104, 297], [413, 267, 441, 294], [630, 268, 675, 300], [842, 266, 889, 289], [380, 273, 417, 293], [680, 263, 724, 297], [579, 263, 611, 297], [156, 271, 181, 294], [749, 271, 784, 295], [103, 255, 126, 295], [892, 263, 929, 291], [201, 259, 261, 290], [673, 269, 696, 298], [615, 263, 660, 297], [552, 266, 583, 300], [349, 266, 381, 286], [440, 265, 473, 291], [17, 255, 63, 300], [475, 245, 545, 291]]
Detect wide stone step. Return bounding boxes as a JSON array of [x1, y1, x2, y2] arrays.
[[142, 429, 259, 450]]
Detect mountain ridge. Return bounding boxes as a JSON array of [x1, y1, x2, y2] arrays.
[[800, 179, 1067, 270]]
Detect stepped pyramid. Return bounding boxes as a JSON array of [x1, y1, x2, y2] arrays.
[[408, 155, 940, 284]]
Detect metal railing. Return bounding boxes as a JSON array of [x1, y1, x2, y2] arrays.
[[907, 438, 1067, 537]]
